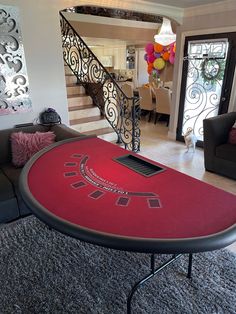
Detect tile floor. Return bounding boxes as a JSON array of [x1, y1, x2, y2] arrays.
[[138, 118, 236, 253]]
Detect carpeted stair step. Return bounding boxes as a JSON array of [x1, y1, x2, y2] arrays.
[[68, 104, 95, 112], [70, 116, 111, 133], [70, 116, 104, 125], [84, 127, 118, 143], [64, 65, 116, 143], [65, 74, 77, 85], [82, 127, 114, 137], [69, 106, 100, 120], [67, 94, 93, 107], [66, 84, 85, 95]]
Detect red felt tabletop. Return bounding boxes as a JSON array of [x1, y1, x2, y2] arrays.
[[27, 137, 236, 239]]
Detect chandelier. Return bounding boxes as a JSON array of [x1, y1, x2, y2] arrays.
[[154, 17, 176, 46]]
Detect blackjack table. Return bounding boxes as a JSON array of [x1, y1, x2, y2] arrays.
[[19, 136, 236, 313]]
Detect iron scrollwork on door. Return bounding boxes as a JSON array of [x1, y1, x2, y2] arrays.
[[182, 39, 228, 141]]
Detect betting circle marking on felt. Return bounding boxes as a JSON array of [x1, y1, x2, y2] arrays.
[[63, 154, 162, 209]]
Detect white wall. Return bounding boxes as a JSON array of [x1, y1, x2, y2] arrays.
[[0, 0, 69, 129], [136, 48, 149, 87], [91, 46, 127, 70]]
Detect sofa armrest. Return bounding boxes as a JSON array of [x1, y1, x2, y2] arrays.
[[203, 112, 236, 146], [50, 124, 85, 142], [203, 112, 236, 170]]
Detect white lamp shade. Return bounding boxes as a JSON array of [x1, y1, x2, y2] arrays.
[[154, 17, 176, 46]]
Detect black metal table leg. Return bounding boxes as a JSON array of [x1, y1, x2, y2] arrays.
[[127, 254, 183, 314], [187, 253, 193, 278]]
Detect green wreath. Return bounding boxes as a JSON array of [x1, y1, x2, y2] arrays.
[[200, 59, 225, 85]]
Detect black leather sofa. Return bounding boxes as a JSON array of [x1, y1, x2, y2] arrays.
[[0, 124, 85, 223], [203, 112, 236, 180]]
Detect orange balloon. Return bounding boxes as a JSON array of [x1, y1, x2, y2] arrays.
[[147, 63, 153, 74], [173, 43, 176, 53], [162, 51, 170, 61], [154, 43, 163, 53]]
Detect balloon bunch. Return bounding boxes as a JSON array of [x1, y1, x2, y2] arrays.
[[144, 42, 176, 78]]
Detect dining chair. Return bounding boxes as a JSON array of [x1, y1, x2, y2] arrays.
[[149, 81, 160, 99], [153, 87, 171, 126], [121, 83, 133, 98], [121, 83, 134, 113], [163, 81, 173, 90], [138, 86, 155, 122]]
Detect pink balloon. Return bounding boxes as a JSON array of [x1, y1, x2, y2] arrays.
[[145, 43, 154, 54], [144, 53, 148, 61], [169, 45, 175, 54], [169, 54, 175, 64], [148, 54, 156, 63]]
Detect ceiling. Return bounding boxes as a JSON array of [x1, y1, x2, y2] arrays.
[[85, 37, 136, 48], [67, 12, 159, 48], [71, 0, 228, 48], [141, 0, 226, 8]]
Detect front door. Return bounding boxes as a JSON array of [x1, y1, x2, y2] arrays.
[[177, 32, 236, 144]]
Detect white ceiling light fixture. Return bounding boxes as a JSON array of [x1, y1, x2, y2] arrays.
[[154, 17, 176, 46]]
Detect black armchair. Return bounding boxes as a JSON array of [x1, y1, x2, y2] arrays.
[[203, 112, 236, 180]]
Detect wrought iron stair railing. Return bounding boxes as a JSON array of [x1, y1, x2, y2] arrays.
[[60, 12, 140, 152]]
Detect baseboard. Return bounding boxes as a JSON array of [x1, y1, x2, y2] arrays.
[[167, 130, 176, 140]]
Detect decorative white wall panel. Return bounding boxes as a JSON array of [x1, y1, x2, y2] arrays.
[[0, 4, 32, 115]]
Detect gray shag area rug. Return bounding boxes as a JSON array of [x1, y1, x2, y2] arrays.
[[0, 216, 235, 314]]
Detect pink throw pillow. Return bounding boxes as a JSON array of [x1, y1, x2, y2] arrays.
[[228, 127, 236, 145], [11, 131, 56, 167]]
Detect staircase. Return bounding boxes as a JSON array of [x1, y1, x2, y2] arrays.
[[60, 12, 140, 151], [65, 65, 118, 142]]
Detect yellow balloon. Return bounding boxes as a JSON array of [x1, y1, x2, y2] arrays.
[[153, 58, 166, 70]]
